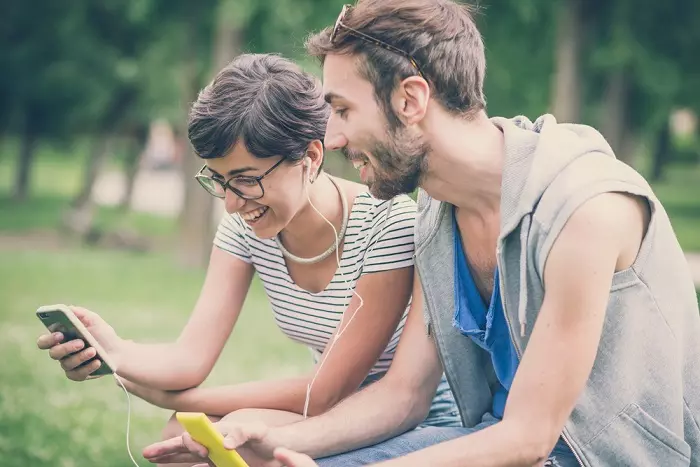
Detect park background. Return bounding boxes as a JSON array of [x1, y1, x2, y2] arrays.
[[1, 0, 699, 465]]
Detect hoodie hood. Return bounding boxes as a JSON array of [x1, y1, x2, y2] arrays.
[[492, 114, 616, 241], [490, 114, 616, 337]]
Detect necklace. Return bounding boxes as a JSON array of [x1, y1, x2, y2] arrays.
[[276, 175, 349, 265]]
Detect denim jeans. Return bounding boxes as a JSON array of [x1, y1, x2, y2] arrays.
[[418, 374, 462, 427], [316, 415, 579, 466], [359, 372, 461, 428]]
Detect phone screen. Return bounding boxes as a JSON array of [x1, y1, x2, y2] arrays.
[[39, 311, 83, 341]]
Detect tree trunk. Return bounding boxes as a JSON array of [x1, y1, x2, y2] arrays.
[[177, 13, 240, 269], [13, 110, 37, 202], [600, 68, 630, 161], [119, 124, 149, 211], [651, 120, 671, 181], [59, 134, 113, 238], [72, 134, 112, 209], [551, 0, 583, 123]]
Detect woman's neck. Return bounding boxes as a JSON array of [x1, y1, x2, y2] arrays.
[[279, 174, 347, 257]]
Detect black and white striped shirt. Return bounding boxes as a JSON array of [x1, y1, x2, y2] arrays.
[[213, 192, 416, 376]]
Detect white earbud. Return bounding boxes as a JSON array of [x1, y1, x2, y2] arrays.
[[303, 156, 313, 182]]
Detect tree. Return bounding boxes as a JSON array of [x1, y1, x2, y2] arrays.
[[551, 0, 585, 123], [0, 0, 170, 201]]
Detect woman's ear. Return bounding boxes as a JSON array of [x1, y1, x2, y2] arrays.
[[305, 140, 324, 181]]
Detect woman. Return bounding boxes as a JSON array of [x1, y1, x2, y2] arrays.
[[36, 53, 460, 460]]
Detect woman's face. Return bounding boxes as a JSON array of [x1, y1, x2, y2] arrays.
[[203, 141, 311, 239]]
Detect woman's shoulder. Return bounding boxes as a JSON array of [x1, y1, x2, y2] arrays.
[[354, 192, 417, 216], [219, 211, 265, 245], [220, 210, 250, 233], [337, 184, 416, 232]]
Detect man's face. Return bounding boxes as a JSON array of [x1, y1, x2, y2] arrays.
[[322, 53, 428, 200]]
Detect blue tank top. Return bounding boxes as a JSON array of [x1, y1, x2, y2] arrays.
[[452, 210, 520, 419]]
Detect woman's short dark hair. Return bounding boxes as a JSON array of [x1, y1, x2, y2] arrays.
[[188, 53, 329, 162]]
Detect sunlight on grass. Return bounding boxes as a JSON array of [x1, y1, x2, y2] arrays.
[[0, 247, 312, 467]]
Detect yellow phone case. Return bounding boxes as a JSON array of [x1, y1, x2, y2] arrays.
[[175, 412, 250, 467]]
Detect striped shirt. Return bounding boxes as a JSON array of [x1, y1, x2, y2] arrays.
[[213, 192, 416, 376]]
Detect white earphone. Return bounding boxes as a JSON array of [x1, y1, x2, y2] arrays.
[[303, 155, 314, 183], [300, 151, 395, 419]]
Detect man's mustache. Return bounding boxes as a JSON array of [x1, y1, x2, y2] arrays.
[[341, 147, 366, 161]]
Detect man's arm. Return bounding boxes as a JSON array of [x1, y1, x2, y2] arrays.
[[371, 192, 650, 466], [264, 272, 445, 458]]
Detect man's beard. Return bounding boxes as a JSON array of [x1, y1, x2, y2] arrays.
[[365, 125, 430, 200]]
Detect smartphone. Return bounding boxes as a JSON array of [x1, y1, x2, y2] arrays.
[[176, 412, 250, 467], [36, 304, 115, 377]]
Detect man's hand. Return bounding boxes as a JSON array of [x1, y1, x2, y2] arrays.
[[189, 448, 319, 467], [142, 419, 277, 465]]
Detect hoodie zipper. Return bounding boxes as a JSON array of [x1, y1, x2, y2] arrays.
[[414, 260, 467, 427]]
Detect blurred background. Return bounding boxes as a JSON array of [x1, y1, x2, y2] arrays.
[[1, 0, 699, 465]]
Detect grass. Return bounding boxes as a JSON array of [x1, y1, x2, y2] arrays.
[[648, 165, 700, 251], [0, 151, 312, 466], [0, 150, 178, 241], [0, 247, 312, 467]]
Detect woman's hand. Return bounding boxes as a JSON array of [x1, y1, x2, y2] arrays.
[[36, 306, 123, 381]]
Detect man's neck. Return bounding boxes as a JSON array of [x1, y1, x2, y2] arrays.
[[420, 108, 504, 218]]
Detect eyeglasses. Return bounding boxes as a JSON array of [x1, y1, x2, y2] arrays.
[[330, 3, 426, 80], [195, 157, 286, 200]]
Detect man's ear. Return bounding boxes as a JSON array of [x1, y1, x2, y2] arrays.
[[391, 76, 430, 126]]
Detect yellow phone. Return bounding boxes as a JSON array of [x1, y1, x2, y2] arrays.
[[175, 412, 249, 467]]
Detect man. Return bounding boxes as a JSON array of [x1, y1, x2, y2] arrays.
[[144, 0, 700, 465]]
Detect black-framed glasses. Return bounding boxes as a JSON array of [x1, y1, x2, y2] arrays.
[[195, 157, 286, 200], [330, 4, 426, 80]]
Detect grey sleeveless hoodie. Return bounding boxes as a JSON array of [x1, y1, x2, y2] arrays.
[[414, 114, 700, 466]]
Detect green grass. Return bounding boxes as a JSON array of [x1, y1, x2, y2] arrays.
[[649, 165, 700, 252], [0, 150, 312, 466], [0, 247, 312, 467], [0, 195, 177, 240], [0, 151, 178, 241]]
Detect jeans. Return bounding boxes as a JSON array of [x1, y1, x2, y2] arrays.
[[419, 374, 462, 427], [316, 415, 579, 466], [359, 372, 461, 428]]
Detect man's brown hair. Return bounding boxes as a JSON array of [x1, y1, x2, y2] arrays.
[[306, 0, 486, 127]]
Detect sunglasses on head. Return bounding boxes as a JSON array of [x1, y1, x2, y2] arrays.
[[330, 3, 426, 80]]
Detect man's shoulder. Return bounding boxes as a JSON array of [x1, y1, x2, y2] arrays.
[[532, 152, 654, 229]]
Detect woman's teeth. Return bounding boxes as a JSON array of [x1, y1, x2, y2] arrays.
[[241, 206, 269, 223]]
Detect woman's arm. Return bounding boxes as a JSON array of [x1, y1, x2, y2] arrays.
[[124, 265, 414, 416], [111, 247, 254, 390]]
